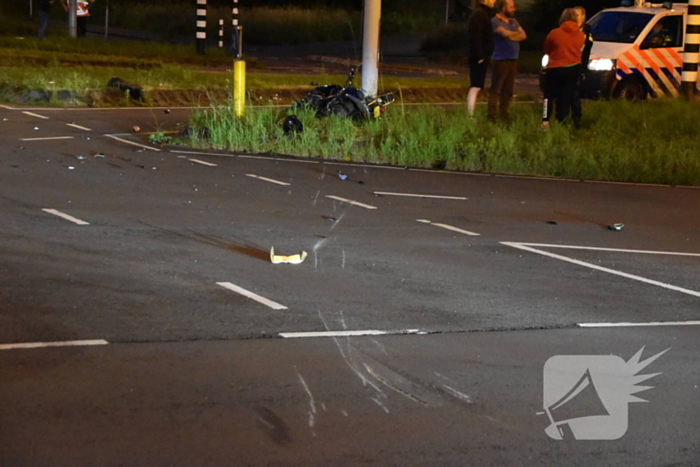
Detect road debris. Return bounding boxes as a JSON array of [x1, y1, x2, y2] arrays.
[[338, 172, 348, 181], [132, 126, 140, 132], [608, 223, 624, 231], [546, 221, 558, 225], [270, 247, 308, 265]]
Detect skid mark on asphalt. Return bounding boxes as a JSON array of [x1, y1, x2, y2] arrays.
[[502, 241, 700, 298], [41, 208, 90, 225]]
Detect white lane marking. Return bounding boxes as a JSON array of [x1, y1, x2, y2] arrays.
[[279, 329, 420, 338], [20, 136, 74, 142], [238, 155, 319, 164], [105, 134, 161, 151], [578, 321, 700, 328], [325, 195, 377, 210], [1, 104, 15, 110], [513, 242, 700, 258], [0, 339, 108, 350], [502, 242, 700, 298], [375, 191, 467, 200], [323, 162, 404, 170], [417, 219, 480, 236], [42, 208, 90, 225], [216, 282, 287, 310], [66, 123, 92, 131], [188, 158, 218, 167], [171, 150, 235, 157], [246, 174, 290, 186], [22, 111, 49, 119]]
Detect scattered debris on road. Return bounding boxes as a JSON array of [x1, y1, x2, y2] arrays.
[[270, 247, 308, 265]]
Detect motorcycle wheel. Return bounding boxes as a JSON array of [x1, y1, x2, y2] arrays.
[[329, 100, 361, 120]]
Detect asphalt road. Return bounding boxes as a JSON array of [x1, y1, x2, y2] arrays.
[[1, 104, 699, 466]]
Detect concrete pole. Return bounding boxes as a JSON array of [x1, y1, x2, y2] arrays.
[[361, 0, 381, 97], [68, 0, 77, 38], [681, 0, 700, 98]]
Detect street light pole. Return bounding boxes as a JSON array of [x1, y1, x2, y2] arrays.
[[68, 0, 77, 38], [361, 0, 381, 97]]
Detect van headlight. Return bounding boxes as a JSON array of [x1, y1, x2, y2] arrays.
[[541, 54, 549, 67], [588, 58, 615, 71]]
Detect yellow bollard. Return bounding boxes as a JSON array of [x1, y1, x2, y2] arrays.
[[233, 59, 246, 118]]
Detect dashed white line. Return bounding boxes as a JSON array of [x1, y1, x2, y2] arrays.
[[188, 158, 218, 167], [502, 241, 700, 298], [42, 208, 90, 225], [216, 282, 287, 310], [20, 136, 74, 142], [375, 191, 467, 200], [417, 219, 480, 236], [326, 195, 377, 210], [66, 123, 92, 131], [0, 339, 108, 350], [246, 174, 290, 186], [22, 111, 49, 119], [578, 321, 700, 328], [105, 134, 161, 151], [279, 329, 421, 338], [238, 155, 320, 164], [170, 150, 235, 157]]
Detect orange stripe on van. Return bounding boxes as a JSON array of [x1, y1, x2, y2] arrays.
[[651, 49, 679, 78], [635, 48, 661, 76]]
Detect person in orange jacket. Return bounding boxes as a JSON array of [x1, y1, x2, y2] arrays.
[[61, 0, 92, 37], [541, 8, 585, 129]]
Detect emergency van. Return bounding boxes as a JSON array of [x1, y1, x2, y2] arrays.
[[542, 1, 699, 101]]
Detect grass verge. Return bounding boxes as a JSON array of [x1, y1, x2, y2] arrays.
[[183, 98, 700, 187]]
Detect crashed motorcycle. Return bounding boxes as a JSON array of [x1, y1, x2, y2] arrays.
[[293, 67, 395, 121]]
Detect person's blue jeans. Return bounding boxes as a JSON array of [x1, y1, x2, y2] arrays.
[[38, 10, 50, 40]]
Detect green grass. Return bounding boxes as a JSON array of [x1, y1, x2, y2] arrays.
[[184, 98, 700, 187]]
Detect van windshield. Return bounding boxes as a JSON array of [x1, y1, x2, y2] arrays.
[[587, 11, 654, 43]]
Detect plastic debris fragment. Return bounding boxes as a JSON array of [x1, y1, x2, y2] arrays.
[[270, 247, 308, 265], [608, 223, 624, 231]]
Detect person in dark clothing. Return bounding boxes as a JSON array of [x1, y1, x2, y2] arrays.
[[571, 6, 594, 128], [541, 8, 585, 130], [37, 0, 55, 40], [488, 0, 527, 122], [467, 0, 496, 116]]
